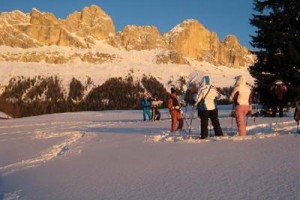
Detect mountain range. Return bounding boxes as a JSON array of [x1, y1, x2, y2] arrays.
[[0, 5, 253, 68], [0, 4, 255, 99]]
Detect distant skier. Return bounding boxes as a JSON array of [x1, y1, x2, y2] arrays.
[[294, 100, 300, 133], [167, 88, 183, 132], [270, 79, 287, 117], [194, 75, 223, 139], [141, 93, 152, 121], [230, 75, 252, 136]]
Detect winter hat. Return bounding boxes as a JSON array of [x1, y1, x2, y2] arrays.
[[199, 75, 211, 87], [171, 87, 176, 94], [234, 75, 246, 86]]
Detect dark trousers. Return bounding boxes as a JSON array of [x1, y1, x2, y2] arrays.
[[198, 109, 223, 139], [272, 99, 284, 117]]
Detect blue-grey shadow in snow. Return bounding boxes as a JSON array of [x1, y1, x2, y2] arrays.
[[81, 126, 166, 136]]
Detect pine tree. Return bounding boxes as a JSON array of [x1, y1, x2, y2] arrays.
[[249, 0, 300, 106]]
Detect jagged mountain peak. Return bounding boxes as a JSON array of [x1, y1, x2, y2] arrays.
[[112, 24, 165, 50], [30, 8, 42, 13], [65, 5, 115, 40], [81, 4, 108, 16], [0, 5, 254, 68], [165, 19, 209, 36], [68, 4, 114, 26], [0, 9, 29, 25], [30, 8, 58, 25], [0, 5, 255, 98], [223, 35, 240, 47]]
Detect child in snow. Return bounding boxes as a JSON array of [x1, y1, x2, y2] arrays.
[[150, 95, 163, 121], [141, 93, 152, 121], [230, 75, 253, 136], [270, 79, 287, 117], [167, 88, 183, 132], [194, 76, 223, 139]]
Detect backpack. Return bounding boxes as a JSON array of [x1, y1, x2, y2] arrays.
[[273, 84, 286, 100]]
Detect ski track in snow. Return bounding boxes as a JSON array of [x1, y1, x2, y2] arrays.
[[2, 190, 22, 200], [0, 109, 299, 200], [0, 131, 85, 176]]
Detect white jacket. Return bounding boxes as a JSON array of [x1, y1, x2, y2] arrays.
[[230, 75, 251, 106], [194, 76, 219, 111]]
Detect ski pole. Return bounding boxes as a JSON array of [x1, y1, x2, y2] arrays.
[[189, 106, 195, 126], [230, 104, 235, 135], [188, 107, 194, 136], [183, 115, 191, 136], [208, 119, 210, 137], [182, 106, 193, 137], [231, 116, 234, 135], [199, 117, 201, 138]]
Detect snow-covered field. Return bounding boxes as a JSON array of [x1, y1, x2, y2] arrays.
[[0, 106, 299, 200]]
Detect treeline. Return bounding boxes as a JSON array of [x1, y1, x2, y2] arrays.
[[0, 75, 170, 118], [0, 75, 234, 118]]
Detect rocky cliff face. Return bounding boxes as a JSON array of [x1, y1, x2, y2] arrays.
[[65, 5, 115, 41], [0, 5, 253, 68], [111, 25, 166, 50], [164, 19, 220, 60], [0, 51, 121, 64], [219, 35, 252, 68], [0, 5, 115, 48], [163, 19, 252, 68]]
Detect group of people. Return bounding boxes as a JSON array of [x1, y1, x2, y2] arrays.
[[168, 74, 291, 138], [142, 75, 298, 138], [167, 75, 252, 138]]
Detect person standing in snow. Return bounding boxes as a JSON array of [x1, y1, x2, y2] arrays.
[[270, 79, 287, 117], [167, 88, 183, 132], [194, 76, 223, 139], [141, 93, 152, 121], [230, 75, 253, 136], [150, 94, 162, 121]]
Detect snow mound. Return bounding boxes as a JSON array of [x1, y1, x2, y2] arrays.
[[147, 120, 299, 143], [147, 132, 283, 143], [0, 112, 12, 119]]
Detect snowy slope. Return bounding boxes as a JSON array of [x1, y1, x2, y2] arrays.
[[0, 106, 299, 200], [0, 42, 254, 93]]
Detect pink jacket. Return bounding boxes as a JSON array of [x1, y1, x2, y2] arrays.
[[230, 76, 252, 106]]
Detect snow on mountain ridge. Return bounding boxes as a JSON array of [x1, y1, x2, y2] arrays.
[[0, 5, 253, 68], [0, 41, 253, 97], [0, 5, 254, 97], [165, 19, 205, 36]]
